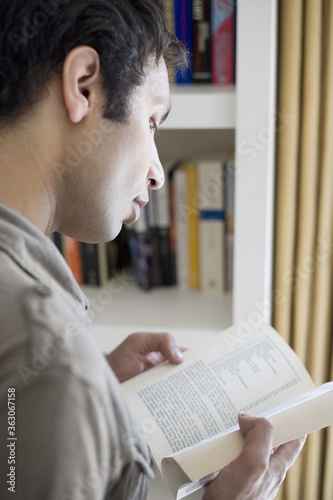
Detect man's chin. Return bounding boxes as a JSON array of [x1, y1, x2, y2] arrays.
[[68, 224, 122, 244], [123, 201, 141, 225]]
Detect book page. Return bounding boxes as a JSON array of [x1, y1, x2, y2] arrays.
[[122, 324, 314, 472], [167, 382, 333, 487]]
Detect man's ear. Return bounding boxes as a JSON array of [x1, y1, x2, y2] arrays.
[[62, 46, 101, 124]]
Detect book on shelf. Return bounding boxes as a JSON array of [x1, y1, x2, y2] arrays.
[[122, 323, 333, 499], [168, 170, 178, 286], [162, 0, 176, 83], [172, 154, 234, 294], [51, 231, 129, 288], [173, 161, 200, 290], [186, 164, 200, 289], [211, 0, 236, 84], [162, 0, 175, 33], [192, 0, 212, 83], [173, 167, 189, 290], [160, 0, 236, 85], [61, 235, 84, 286], [80, 242, 109, 287], [146, 198, 163, 287], [223, 160, 235, 292], [151, 177, 174, 286], [126, 207, 153, 291], [132, 153, 234, 294], [49, 231, 63, 254], [198, 159, 225, 294], [174, 0, 193, 84]]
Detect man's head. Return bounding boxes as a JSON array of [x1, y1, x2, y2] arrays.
[[0, 1, 187, 242], [0, 0, 186, 126]]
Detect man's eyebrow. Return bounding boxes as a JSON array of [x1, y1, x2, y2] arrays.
[[160, 104, 171, 125], [155, 96, 171, 125]]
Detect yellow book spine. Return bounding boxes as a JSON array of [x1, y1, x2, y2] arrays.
[[186, 165, 200, 289]]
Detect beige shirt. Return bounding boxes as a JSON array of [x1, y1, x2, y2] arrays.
[[0, 203, 152, 499]]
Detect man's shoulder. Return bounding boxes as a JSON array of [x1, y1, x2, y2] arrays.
[[0, 247, 67, 332], [0, 248, 48, 342], [0, 246, 117, 399], [0, 248, 87, 380], [0, 246, 38, 297]]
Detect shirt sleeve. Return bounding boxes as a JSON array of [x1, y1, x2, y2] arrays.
[[13, 366, 113, 500], [0, 270, 151, 500]]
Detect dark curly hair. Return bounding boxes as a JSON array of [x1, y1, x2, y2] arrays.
[[0, 0, 188, 126]]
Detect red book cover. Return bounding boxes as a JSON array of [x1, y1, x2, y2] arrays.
[[62, 236, 84, 285], [211, 0, 236, 84]]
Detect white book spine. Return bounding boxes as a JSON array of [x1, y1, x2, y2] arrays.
[[198, 160, 224, 294], [174, 169, 188, 290]]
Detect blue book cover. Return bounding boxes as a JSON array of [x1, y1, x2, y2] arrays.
[[174, 0, 193, 83]]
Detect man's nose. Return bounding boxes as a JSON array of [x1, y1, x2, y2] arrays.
[[148, 144, 165, 190]]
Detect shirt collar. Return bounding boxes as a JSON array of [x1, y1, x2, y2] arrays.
[[0, 203, 88, 311]]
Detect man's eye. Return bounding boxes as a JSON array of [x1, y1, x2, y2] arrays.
[[150, 120, 158, 133]]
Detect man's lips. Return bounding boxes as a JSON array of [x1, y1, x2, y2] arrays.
[[134, 198, 148, 209], [125, 198, 149, 225]]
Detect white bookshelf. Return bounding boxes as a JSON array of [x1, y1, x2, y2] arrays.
[[83, 284, 233, 331], [233, 0, 277, 324], [162, 84, 236, 130]]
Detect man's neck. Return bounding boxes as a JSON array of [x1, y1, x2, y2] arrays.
[[0, 123, 57, 235]]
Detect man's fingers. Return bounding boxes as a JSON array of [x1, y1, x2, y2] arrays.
[[239, 413, 306, 475], [129, 332, 185, 363], [270, 436, 307, 471], [152, 332, 185, 363], [203, 416, 305, 499], [238, 413, 274, 471]]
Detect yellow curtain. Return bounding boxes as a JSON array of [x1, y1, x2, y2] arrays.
[[274, 1, 333, 499]]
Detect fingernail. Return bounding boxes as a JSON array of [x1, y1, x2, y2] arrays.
[[240, 411, 252, 417], [173, 347, 184, 361]]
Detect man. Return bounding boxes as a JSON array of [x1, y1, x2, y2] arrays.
[[0, 1, 305, 499]]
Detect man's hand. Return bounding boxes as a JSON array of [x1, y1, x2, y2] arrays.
[[105, 332, 185, 382], [203, 412, 306, 500]]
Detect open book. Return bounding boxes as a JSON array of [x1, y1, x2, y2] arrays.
[[121, 324, 333, 499]]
